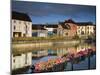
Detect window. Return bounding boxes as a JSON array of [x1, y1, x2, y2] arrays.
[[94, 27, 96, 30], [26, 25, 27, 29], [78, 30, 80, 33], [19, 21, 21, 24], [25, 54, 27, 64], [82, 27, 83, 29], [53, 29, 57, 33], [13, 59, 15, 63], [14, 25, 16, 30], [87, 27, 89, 29], [87, 31, 89, 34], [66, 33, 68, 35], [13, 54, 21, 57], [81, 31, 84, 35], [26, 25, 28, 34], [14, 20, 16, 23]]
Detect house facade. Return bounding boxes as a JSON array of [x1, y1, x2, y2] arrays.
[[76, 22, 95, 37], [12, 52, 32, 70], [64, 19, 77, 37], [86, 25, 95, 35], [31, 19, 95, 38], [57, 19, 95, 38], [12, 11, 32, 37], [77, 25, 86, 37], [57, 22, 68, 36], [57, 19, 77, 37]]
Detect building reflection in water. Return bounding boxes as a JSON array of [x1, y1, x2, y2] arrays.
[[12, 43, 96, 74], [12, 52, 32, 70]]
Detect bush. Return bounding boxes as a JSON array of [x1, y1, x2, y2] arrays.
[[73, 35, 80, 39]]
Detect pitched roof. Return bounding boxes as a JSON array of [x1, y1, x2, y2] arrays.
[[12, 11, 32, 22], [32, 25, 47, 30], [45, 24, 58, 28], [32, 24, 58, 29], [76, 22, 94, 26], [59, 22, 68, 29], [64, 19, 76, 23]]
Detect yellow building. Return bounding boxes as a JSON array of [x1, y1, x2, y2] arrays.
[[86, 25, 95, 35], [76, 22, 95, 37], [77, 25, 86, 37]]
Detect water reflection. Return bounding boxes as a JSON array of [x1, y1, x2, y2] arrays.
[[12, 43, 96, 74]]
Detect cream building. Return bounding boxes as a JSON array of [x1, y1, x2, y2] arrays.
[[77, 25, 86, 37], [86, 25, 95, 35], [76, 22, 95, 37], [12, 52, 32, 70], [12, 11, 32, 37]]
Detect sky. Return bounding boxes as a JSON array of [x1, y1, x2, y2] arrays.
[[12, 1, 96, 24]]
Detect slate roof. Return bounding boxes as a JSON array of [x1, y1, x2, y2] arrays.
[[32, 24, 58, 30], [12, 11, 32, 22], [76, 22, 94, 26], [64, 19, 76, 23], [32, 25, 47, 30], [59, 22, 68, 29], [45, 24, 58, 28]]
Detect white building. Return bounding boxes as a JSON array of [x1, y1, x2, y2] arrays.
[[44, 24, 58, 36], [12, 52, 32, 70], [12, 11, 32, 37], [37, 30, 48, 37], [32, 24, 48, 37]]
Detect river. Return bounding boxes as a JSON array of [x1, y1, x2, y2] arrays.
[[12, 42, 96, 74]]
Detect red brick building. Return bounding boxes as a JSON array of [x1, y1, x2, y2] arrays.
[[58, 19, 77, 37], [64, 19, 77, 37]]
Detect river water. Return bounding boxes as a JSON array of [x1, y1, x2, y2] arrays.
[[12, 42, 96, 74]]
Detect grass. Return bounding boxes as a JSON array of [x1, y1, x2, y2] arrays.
[[12, 36, 74, 43], [12, 35, 95, 44]]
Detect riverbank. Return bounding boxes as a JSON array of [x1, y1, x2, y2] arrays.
[[12, 40, 81, 55], [12, 35, 85, 44]]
